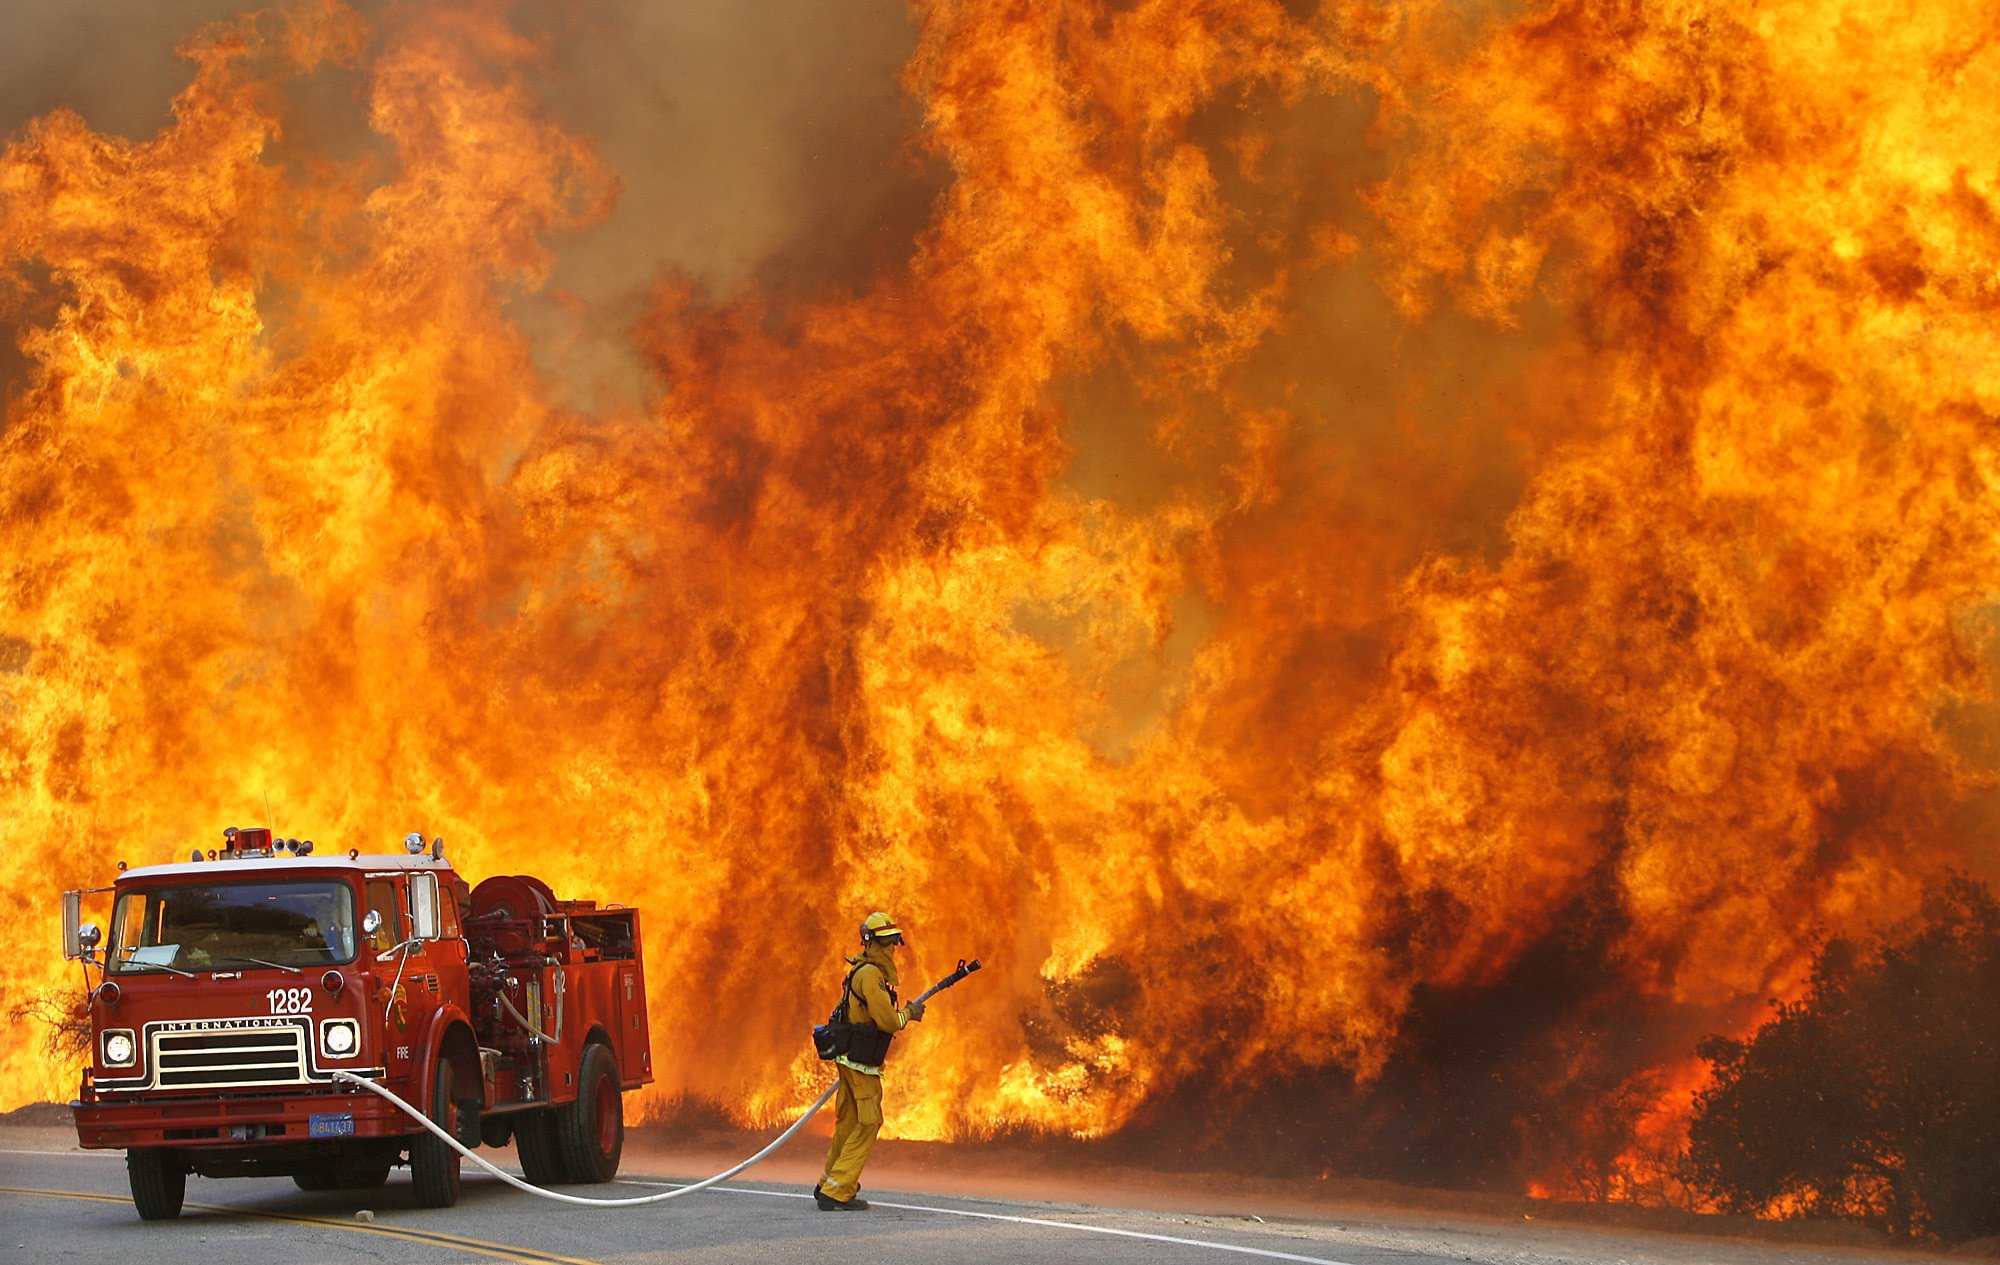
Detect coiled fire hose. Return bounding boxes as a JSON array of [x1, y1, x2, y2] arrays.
[[329, 957, 982, 1207]]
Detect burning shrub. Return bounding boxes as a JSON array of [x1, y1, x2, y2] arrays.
[[8, 986, 90, 1064], [1684, 877, 2000, 1241]]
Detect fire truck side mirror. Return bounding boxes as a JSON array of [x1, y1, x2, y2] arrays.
[[79, 923, 102, 953], [62, 890, 83, 961], [410, 873, 441, 940]]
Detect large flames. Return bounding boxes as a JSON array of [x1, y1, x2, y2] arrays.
[[4, 0, 1998, 1190]]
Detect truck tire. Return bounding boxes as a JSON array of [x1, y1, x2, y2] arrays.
[[515, 1108, 569, 1185], [127, 1148, 185, 1220], [555, 1043, 623, 1183], [410, 1057, 464, 1208], [292, 1171, 338, 1191]]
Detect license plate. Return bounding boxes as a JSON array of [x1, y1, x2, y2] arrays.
[[308, 1112, 354, 1138]]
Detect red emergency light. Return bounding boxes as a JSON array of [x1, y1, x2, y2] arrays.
[[229, 827, 273, 853]]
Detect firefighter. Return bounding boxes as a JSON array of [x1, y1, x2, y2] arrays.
[[815, 911, 924, 1211]]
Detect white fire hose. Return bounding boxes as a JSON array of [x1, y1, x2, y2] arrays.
[[330, 1069, 837, 1206], [498, 987, 562, 1044], [324, 958, 981, 1206]]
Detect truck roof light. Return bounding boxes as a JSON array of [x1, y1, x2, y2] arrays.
[[234, 828, 273, 853], [404, 832, 426, 855], [191, 849, 202, 862], [299, 840, 314, 855]]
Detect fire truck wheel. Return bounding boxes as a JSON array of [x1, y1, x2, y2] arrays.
[[292, 1171, 338, 1191], [515, 1108, 569, 1185], [556, 1043, 623, 1184], [410, 1057, 465, 1208], [127, 1148, 186, 1220]]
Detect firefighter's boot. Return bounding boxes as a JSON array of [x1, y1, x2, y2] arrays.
[[814, 1184, 870, 1211]]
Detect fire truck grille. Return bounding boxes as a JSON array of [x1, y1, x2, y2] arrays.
[[151, 1025, 308, 1089]]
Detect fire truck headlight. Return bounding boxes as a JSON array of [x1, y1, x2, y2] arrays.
[[320, 1019, 359, 1058], [103, 1030, 137, 1068]]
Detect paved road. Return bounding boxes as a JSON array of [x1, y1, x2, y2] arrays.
[[0, 1145, 1469, 1265]]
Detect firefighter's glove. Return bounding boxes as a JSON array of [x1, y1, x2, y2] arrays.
[[904, 1000, 926, 1023]]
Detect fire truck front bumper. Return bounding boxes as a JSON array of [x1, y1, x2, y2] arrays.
[[74, 1080, 408, 1150]]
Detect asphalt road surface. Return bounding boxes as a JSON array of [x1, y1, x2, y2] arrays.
[[4, 1135, 1969, 1265], [0, 1143, 1480, 1265]]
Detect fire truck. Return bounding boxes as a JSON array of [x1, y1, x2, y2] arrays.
[[60, 826, 654, 1219]]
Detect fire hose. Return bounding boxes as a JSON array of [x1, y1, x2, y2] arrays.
[[497, 970, 564, 1044], [329, 957, 982, 1207]]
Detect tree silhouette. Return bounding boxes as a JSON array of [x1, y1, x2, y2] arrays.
[[9, 985, 90, 1063], [1685, 877, 2000, 1241]]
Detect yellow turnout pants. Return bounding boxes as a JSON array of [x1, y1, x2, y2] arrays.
[[820, 1062, 882, 1201]]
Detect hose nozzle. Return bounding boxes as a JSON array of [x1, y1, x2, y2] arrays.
[[913, 956, 984, 1004]]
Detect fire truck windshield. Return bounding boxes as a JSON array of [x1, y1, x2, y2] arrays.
[[107, 880, 359, 975]]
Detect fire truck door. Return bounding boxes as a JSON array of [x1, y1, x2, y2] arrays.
[[380, 872, 468, 1078], [367, 875, 420, 1074]]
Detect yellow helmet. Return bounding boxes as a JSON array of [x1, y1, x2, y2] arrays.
[[860, 911, 905, 944]]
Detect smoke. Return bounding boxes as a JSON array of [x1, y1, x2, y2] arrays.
[[1, 0, 940, 412], [509, 0, 945, 409], [0, 1, 256, 142]]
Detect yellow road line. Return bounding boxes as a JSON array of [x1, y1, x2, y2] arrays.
[[0, 1185, 600, 1265]]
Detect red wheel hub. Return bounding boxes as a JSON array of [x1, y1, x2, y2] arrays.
[[593, 1074, 618, 1153]]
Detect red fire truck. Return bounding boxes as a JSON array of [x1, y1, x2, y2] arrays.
[[61, 826, 653, 1219]]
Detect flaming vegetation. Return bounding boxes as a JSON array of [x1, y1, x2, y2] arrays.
[[3, 0, 1998, 1204], [1685, 878, 2000, 1241]]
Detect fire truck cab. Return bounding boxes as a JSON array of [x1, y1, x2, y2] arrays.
[[62, 827, 653, 1219]]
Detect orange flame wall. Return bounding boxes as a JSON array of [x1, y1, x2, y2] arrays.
[[4, 0, 1998, 1167]]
